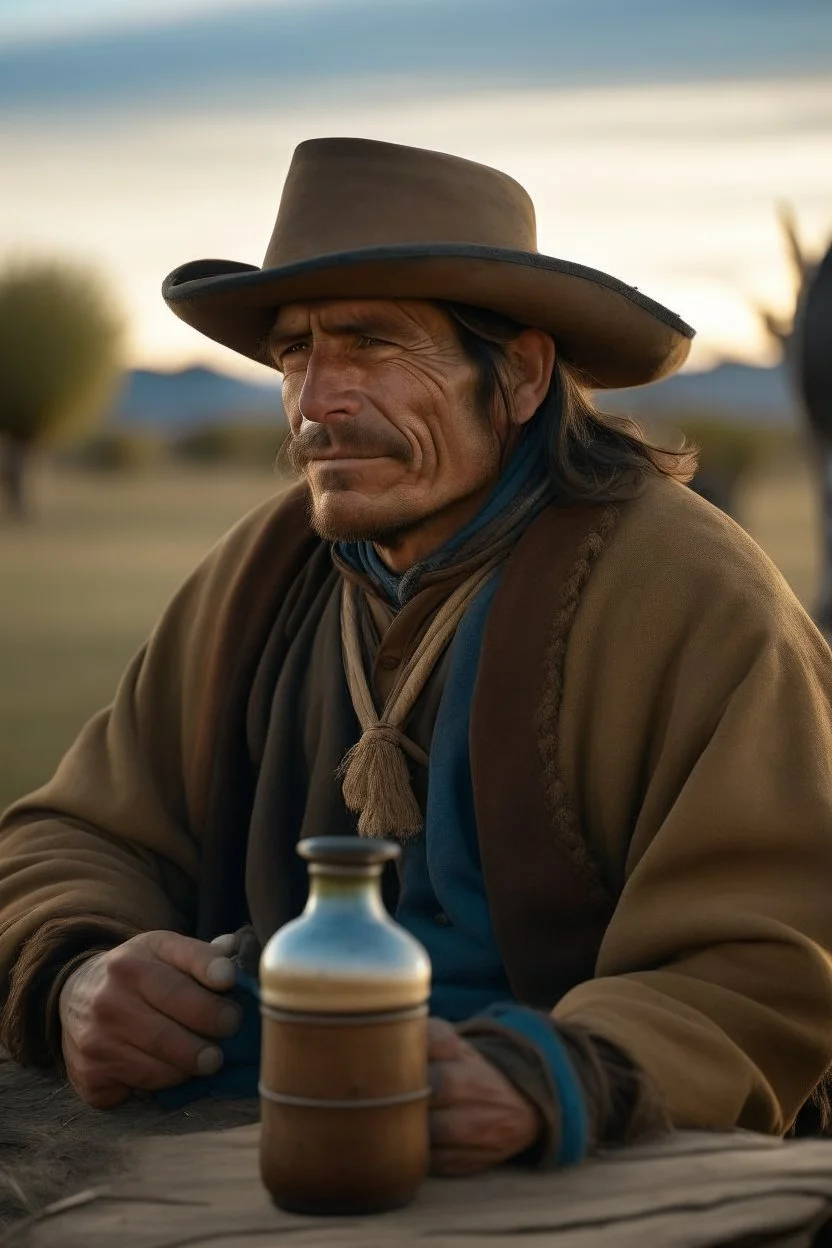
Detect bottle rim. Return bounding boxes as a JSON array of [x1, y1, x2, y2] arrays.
[[297, 836, 401, 868]]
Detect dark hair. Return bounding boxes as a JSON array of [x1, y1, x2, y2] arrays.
[[442, 302, 698, 504]]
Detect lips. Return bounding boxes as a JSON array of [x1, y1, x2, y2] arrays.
[[308, 453, 382, 462]]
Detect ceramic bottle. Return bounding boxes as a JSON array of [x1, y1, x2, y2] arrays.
[[259, 836, 431, 1215]]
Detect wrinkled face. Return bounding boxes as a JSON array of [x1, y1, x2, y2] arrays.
[[270, 298, 513, 547]]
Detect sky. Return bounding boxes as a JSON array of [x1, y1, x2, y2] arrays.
[[0, 0, 830, 380], [0, 0, 299, 42]]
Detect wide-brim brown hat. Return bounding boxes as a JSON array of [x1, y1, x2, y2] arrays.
[[162, 137, 695, 389]]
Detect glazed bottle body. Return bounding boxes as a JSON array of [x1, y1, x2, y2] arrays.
[[259, 837, 431, 1215]]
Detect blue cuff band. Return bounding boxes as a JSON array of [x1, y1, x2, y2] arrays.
[[480, 1003, 589, 1167]]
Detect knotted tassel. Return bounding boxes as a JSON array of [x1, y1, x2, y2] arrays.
[[338, 560, 502, 841], [337, 724, 425, 841]]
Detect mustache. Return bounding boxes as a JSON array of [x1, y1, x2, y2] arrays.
[[285, 424, 412, 473]]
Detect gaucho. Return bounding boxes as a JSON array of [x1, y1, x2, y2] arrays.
[[1, 138, 832, 1177]]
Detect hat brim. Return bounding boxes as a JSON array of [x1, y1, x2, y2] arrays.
[[162, 243, 694, 389]]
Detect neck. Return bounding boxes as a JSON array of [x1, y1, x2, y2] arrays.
[[373, 480, 496, 573]]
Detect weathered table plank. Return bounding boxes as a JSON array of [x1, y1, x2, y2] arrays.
[[9, 1127, 832, 1247]]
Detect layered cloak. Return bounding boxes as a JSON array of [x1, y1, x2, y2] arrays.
[[2, 476, 832, 1135]]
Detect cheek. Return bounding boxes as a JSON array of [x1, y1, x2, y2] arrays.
[[378, 362, 434, 419], [441, 422, 498, 489], [281, 376, 303, 432], [428, 381, 496, 474], [382, 363, 470, 457]]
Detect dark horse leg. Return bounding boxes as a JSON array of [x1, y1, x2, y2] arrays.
[[817, 439, 832, 644]]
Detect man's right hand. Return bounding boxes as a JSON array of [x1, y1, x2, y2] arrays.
[[58, 930, 242, 1108]]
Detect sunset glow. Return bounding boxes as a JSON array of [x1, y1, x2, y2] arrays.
[[1, 3, 829, 380]]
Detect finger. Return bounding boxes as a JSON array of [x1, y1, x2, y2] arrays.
[[79, 1045, 196, 1101], [132, 1016, 225, 1079], [209, 933, 240, 957], [142, 931, 235, 992], [427, 1017, 468, 1061], [136, 961, 242, 1039], [63, 1033, 133, 1110], [87, 994, 226, 1078], [116, 1043, 207, 1092]]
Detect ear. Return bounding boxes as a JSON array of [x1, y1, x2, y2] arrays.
[[506, 330, 556, 426]]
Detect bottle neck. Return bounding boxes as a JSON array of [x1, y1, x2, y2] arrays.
[[304, 864, 387, 920]]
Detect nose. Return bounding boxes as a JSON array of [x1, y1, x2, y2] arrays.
[[297, 347, 361, 428]]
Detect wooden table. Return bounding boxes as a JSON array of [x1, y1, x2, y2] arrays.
[[8, 1125, 832, 1247]]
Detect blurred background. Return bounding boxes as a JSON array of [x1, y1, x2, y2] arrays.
[[0, 0, 831, 809]]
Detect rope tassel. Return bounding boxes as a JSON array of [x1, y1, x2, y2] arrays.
[[338, 561, 502, 842], [337, 725, 424, 841]]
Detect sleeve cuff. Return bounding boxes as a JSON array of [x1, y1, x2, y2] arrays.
[[1, 915, 141, 1068], [458, 1003, 670, 1168], [472, 1003, 590, 1166]]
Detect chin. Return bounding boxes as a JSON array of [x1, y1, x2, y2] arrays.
[[308, 489, 416, 544]]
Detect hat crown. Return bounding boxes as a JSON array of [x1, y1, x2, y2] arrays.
[[263, 138, 538, 269]]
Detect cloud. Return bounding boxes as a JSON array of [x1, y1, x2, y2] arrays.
[[3, 74, 828, 378], [1, 0, 830, 113], [0, 0, 297, 45]]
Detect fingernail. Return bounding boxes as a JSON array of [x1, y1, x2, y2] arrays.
[[197, 1046, 224, 1077], [217, 1003, 242, 1035], [206, 956, 234, 988]]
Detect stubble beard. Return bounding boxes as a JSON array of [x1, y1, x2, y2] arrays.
[[286, 423, 428, 546], [305, 482, 446, 549], [287, 416, 501, 551]]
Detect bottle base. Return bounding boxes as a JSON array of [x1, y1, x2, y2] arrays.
[[269, 1185, 421, 1217]]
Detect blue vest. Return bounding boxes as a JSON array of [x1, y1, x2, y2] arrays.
[[393, 574, 513, 1020]]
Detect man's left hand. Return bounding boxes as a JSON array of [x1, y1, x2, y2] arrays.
[[428, 1017, 543, 1175]]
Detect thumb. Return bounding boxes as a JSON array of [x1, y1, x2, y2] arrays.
[[142, 930, 235, 992]]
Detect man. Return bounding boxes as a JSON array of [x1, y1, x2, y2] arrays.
[[2, 138, 832, 1177]]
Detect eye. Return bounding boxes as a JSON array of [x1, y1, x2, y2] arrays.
[[274, 340, 310, 370], [357, 335, 390, 348]]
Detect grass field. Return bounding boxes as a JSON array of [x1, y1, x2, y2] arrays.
[[0, 465, 282, 810], [0, 458, 825, 812]]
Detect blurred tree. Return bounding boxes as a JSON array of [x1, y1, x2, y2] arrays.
[[0, 259, 125, 518]]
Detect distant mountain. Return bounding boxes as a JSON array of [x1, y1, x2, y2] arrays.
[[104, 360, 797, 435], [605, 362, 797, 427], [105, 365, 284, 431]]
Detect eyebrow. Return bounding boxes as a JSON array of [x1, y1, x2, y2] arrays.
[[267, 313, 410, 358]]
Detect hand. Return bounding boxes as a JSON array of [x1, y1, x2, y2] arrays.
[[428, 1017, 543, 1176], [59, 930, 242, 1109]]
